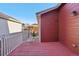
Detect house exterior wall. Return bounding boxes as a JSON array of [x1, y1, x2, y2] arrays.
[[59, 3, 79, 54], [0, 18, 22, 37], [0, 18, 9, 36], [7, 20, 22, 33], [40, 10, 58, 42]]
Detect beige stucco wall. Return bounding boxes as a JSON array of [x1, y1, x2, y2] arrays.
[[7, 20, 22, 33]]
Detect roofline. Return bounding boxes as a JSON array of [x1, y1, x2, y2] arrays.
[[36, 3, 62, 16], [36, 3, 62, 24], [0, 12, 23, 24]]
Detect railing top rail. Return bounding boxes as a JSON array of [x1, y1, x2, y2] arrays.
[[0, 31, 24, 37]]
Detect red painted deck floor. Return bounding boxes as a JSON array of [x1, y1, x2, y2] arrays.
[[8, 42, 78, 56]]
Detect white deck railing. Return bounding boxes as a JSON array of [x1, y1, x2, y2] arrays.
[[0, 31, 30, 56]]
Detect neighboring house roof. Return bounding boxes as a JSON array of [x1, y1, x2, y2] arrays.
[[0, 12, 23, 24], [36, 3, 62, 16]]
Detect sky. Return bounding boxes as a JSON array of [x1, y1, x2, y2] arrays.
[[0, 3, 58, 24]]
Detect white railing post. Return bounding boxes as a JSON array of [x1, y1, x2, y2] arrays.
[[1, 35, 5, 56], [0, 36, 3, 56]]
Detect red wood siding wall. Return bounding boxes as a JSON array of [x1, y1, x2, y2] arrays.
[[59, 3, 79, 54], [40, 10, 58, 42]]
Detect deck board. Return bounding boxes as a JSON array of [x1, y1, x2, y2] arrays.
[[8, 42, 78, 56]]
